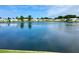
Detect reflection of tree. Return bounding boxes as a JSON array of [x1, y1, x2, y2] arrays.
[[27, 15, 32, 29], [19, 22, 32, 29], [20, 22, 24, 29], [28, 22, 32, 29], [7, 22, 10, 26]]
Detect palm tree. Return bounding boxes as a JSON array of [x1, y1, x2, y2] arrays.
[[28, 15, 32, 21], [7, 17, 11, 22], [20, 16, 24, 22]]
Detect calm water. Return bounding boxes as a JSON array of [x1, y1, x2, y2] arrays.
[[0, 22, 79, 52]]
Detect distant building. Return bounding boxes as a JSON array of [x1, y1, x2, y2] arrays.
[[65, 18, 79, 22]]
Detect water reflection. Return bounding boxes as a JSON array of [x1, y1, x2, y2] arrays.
[[0, 22, 79, 52], [0, 22, 32, 29], [20, 22, 24, 29], [65, 23, 73, 26], [28, 22, 32, 29], [19, 22, 32, 29], [7, 22, 10, 26]]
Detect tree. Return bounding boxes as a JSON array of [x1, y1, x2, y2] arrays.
[[57, 16, 64, 19], [63, 15, 76, 22], [40, 17, 44, 19], [16, 16, 20, 22], [20, 16, 24, 22], [37, 18, 39, 19], [64, 15, 76, 19], [76, 16, 79, 18], [28, 15, 32, 21], [16, 16, 19, 19], [7, 17, 11, 22], [44, 17, 49, 19]]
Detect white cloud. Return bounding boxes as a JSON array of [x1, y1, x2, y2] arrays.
[[46, 5, 79, 18]]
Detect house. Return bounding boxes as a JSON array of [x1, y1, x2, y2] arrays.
[[65, 18, 78, 22]]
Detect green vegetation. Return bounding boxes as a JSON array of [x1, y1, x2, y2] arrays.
[[28, 15, 33, 21], [20, 16, 24, 22], [0, 49, 49, 53], [16, 16, 24, 22], [0, 15, 79, 23], [56, 15, 77, 19], [55, 15, 79, 22], [7, 17, 11, 22]]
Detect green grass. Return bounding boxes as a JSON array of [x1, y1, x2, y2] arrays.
[[0, 49, 49, 53]]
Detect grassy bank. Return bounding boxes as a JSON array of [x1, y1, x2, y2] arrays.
[[0, 49, 50, 53]]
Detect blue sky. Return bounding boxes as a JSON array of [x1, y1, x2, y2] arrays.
[[0, 5, 79, 18]]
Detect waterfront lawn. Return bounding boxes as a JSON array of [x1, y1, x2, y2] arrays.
[[0, 49, 48, 53]]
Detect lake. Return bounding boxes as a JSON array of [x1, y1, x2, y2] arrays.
[[0, 22, 79, 53]]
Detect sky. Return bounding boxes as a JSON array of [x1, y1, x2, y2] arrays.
[[0, 5, 79, 18]]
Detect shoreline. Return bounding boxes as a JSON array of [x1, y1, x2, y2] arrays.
[[0, 49, 53, 53], [0, 21, 79, 23]]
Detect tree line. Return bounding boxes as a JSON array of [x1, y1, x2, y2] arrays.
[[54, 15, 79, 22], [0, 15, 79, 20], [0, 15, 79, 22], [16, 15, 33, 22], [2, 15, 33, 22], [55, 15, 79, 19]]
